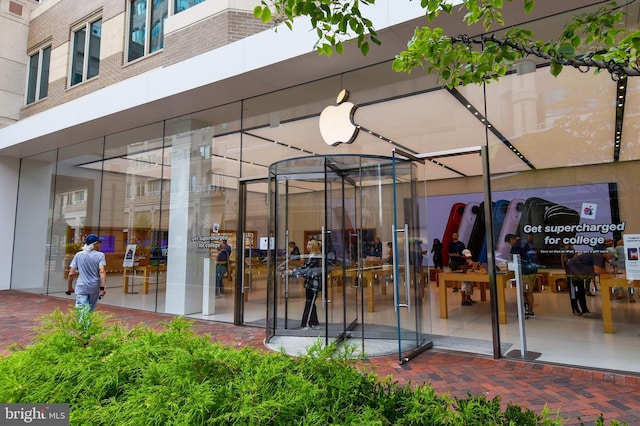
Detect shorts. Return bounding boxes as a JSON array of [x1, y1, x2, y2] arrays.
[[461, 281, 473, 294], [522, 274, 536, 293]]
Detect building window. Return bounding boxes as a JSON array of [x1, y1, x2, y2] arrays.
[[128, 0, 168, 62], [26, 45, 51, 105], [73, 190, 85, 205], [70, 18, 102, 87], [136, 182, 146, 197], [148, 179, 162, 195], [175, 0, 205, 13]]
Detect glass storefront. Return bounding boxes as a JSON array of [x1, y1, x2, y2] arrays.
[[11, 62, 640, 372]]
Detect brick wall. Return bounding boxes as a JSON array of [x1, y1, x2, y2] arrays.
[[21, 0, 271, 119]]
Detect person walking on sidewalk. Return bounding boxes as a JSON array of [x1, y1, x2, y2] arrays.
[[67, 234, 107, 316]]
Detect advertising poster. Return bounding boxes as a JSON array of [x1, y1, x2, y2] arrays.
[[423, 183, 624, 269], [623, 234, 640, 280], [122, 244, 137, 267]]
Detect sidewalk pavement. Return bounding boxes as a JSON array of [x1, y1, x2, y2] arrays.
[[1, 290, 639, 425]]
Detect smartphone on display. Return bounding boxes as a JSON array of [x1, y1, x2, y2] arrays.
[[492, 200, 510, 245], [495, 198, 525, 263], [457, 202, 479, 247], [467, 201, 488, 261], [441, 202, 466, 267], [475, 200, 509, 263]]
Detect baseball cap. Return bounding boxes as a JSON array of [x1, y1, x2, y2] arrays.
[[462, 249, 472, 257], [85, 234, 104, 245], [606, 247, 617, 258]]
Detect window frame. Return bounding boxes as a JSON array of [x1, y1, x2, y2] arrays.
[[127, 0, 168, 63], [25, 44, 51, 105], [69, 15, 102, 87]]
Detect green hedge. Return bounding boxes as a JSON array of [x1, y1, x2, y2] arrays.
[[0, 309, 625, 425]]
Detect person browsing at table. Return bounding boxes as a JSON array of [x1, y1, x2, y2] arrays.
[[460, 249, 484, 306], [564, 249, 615, 316]]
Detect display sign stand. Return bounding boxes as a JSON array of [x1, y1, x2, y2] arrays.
[[505, 254, 541, 361]]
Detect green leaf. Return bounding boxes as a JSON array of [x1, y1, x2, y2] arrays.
[[550, 61, 563, 76], [260, 6, 271, 23], [361, 41, 370, 56], [558, 43, 575, 56], [524, 0, 535, 14]]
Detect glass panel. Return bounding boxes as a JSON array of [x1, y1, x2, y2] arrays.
[[162, 102, 242, 321], [102, 123, 165, 312], [12, 150, 58, 293], [174, 0, 204, 13], [239, 180, 269, 327], [128, 0, 147, 61], [150, 0, 168, 53], [26, 52, 39, 104], [39, 46, 50, 100], [87, 19, 102, 80], [71, 26, 86, 86]]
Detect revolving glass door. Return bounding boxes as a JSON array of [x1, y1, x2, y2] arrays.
[[266, 154, 431, 361]]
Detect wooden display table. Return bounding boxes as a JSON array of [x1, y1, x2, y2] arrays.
[[123, 264, 167, 294], [600, 276, 640, 333], [437, 271, 514, 324], [329, 264, 395, 312]]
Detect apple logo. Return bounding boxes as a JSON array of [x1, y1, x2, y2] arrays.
[[319, 89, 359, 146]]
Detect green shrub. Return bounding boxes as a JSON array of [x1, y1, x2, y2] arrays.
[[0, 309, 627, 425]]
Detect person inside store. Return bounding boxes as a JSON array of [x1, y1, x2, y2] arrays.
[[66, 234, 107, 315], [431, 238, 443, 270], [448, 232, 466, 292], [564, 249, 616, 316], [372, 237, 383, 258], [459, 249, 484, 306], [384, 241, 393, 264], [448, 232, 465, 271], [215, 238, 232, 296], [505, 233, 538, 318], [560, 243, 576, 270], [289, 239, 322, 330], [289, 241, 301, 260]]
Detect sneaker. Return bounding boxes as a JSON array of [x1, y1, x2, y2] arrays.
[[300, 326, 310, 331], [528, 311, 535, 318], [572, 312, 583, 317], [311, 325, 321, 330], [468, 299, 477, 304], [461, 301, 472, 306]]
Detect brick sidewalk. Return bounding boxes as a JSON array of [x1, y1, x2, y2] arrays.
[[1, 290, 639, 425]]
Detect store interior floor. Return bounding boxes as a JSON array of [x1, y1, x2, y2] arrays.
[[55, 269, 640, 374]]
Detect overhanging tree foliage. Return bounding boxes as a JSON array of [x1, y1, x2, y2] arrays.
[[254, 0, 640, 87]]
